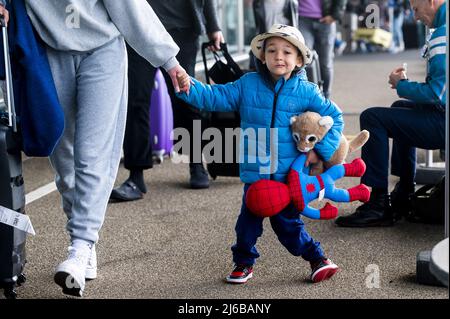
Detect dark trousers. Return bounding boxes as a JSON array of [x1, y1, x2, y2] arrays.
[[123, 29, 208, 169], [124, 44, 157, 170], [162, 29, 208, 163], [360, 100, 446, 189], [231, 184, 325, 266]]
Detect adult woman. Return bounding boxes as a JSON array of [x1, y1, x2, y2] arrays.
[[0, 0, 189, 297]]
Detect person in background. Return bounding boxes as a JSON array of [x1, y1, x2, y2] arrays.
[[389, 0, 410, 53], [110, 1, 225, 201], [151, 0, 224, 190], [298, 0, 347, 98], [254, 0, 299, 32], [250, 0, 299, 69], [336, 0, 446, 228]]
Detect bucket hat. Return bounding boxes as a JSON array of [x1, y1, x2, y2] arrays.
[[251, 24, 312, 65]]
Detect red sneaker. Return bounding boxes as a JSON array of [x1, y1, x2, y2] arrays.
[[310, 258, 339, 283], [226, 264, 253, 284]]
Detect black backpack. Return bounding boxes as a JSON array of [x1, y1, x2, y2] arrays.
[[408, 176, 446, 224]]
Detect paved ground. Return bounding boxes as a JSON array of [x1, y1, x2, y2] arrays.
[[8, 50, 449, 299]]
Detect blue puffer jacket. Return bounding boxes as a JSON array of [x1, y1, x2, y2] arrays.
[[177, 71, 344, 184], [397, 2, 446, 107]]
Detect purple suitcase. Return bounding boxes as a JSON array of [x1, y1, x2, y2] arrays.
[[150, 69, 173, 164]]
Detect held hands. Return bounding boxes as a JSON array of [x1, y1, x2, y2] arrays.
[[167, 65, 190, 94], [388, 66, 407, 89], [176, 72, 192, 95]]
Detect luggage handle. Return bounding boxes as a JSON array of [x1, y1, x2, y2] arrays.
[[1, 14, 17, 131], [201, 42, 243, 84], [201, 41, 225, 84]]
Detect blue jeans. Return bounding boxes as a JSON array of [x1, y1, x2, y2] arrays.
[[231, 184, 325, 266], [360, 100, 446, 189], [392, 12, 405, 49], [298, 17, 336, 98]]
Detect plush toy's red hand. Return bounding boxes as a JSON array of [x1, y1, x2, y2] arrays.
[[319, 202, 338, 219], [246, 180, 291, 218]]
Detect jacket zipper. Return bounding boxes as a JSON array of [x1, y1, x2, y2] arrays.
[[269, 82, 285, 180]]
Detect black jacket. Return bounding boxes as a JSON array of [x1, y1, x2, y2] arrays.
[[190, 0, 221, 35], [253, 0, 299, 34]]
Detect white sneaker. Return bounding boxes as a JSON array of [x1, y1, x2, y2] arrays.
[[54, 244, 91, 297], [85, 244, 97, 280]]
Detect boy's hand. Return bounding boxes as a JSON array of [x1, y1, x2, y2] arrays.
[[167, 65, 190, 93], [305, 150, 320, 167], [176, 72, 191, 94], [0, 5, 9, 26]]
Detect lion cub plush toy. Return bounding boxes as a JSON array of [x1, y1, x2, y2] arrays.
[[290, 111, 370, 175]]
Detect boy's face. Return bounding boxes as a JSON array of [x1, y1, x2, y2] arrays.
[[261, 37, 304, 81]]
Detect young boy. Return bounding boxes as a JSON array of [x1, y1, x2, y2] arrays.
[[177, 24, 343, 283]]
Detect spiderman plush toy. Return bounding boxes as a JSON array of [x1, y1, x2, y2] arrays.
[[246, 154, 371, 219]]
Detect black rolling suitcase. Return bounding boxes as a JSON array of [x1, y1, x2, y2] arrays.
[[201, 42, 244, 179], [0, 16, 27, 299], [305, 50, 323, 92]]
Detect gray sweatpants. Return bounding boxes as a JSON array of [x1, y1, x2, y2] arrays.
[[46, 37, 128, 244]]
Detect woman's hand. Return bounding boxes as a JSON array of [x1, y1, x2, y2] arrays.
[[167, 65, 190, 94]]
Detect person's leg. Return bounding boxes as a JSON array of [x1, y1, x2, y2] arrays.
[[46, 48, 77, 220], [69, 37, 128, 244], [390, 101, 445, 215], [226, 185, 264, 284], [269, 205, 324, 261], [124, 44, 157, 178], [363, 102, 445, 188], [48, 37, 128, 296], [336, 101, 446, 227], [270, 205, 339, 282], [110, 44, 158, 201], [298, 17, 316, 54], [390, 100, 416, 190], [313, 20, 336, 98], [162, 29, 209, 189], [395, 12, 405, 51], [391, 16, 400, 50], [231, 186, 264, 266]]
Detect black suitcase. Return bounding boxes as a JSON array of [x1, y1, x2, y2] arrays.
[[305, 50, 323, 92], [0, 17, 27, 299], [201, 42, 243, 179]]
